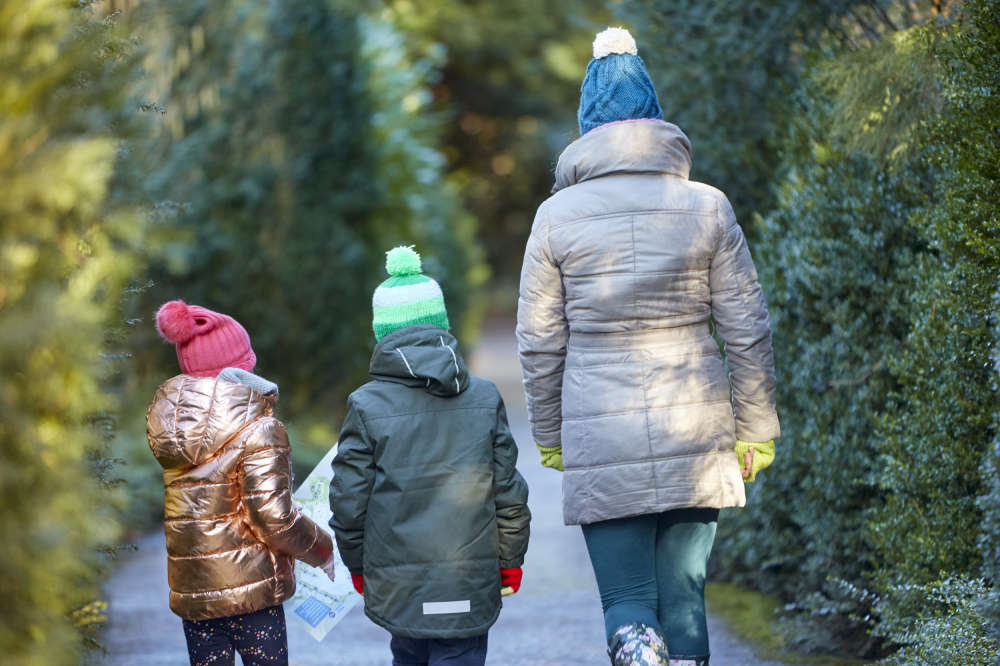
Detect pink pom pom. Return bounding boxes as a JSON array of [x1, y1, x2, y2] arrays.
[[156, 300, 196, 343]]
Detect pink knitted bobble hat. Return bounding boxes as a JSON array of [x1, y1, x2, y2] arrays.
[[155, 300, 256, 378]]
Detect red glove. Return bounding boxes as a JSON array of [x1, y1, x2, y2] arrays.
[[351, 573, 364, 595], [500, 567, 522, 594]]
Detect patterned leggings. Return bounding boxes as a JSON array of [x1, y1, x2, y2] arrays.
[[182, 605, 288, 666]]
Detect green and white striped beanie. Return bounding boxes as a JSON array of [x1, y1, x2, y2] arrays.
[[372, 246, 451, 341]]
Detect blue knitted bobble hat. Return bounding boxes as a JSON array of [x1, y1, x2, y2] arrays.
[[578, 27, 663, 135]]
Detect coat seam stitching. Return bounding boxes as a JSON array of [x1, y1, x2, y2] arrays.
[[562, 267, 709, 278], [549, 208, 714, 229], [362, 405, 496, 420], [563, 400, 732, 421], [567, 448, 733, 472], [168, 545, 258, 560], [564, 352, 718, 365]]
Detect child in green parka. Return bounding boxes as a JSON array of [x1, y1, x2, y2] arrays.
[[329, 246, 531, 666]]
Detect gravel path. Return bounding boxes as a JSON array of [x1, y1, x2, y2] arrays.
[[94, 314, 787, 665]]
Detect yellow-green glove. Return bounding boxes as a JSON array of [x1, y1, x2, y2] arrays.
[[734, 439, 775, 482], [536, 444, 564, 471]]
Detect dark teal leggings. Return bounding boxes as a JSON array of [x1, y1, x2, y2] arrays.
[[581, 507, 719, 659]]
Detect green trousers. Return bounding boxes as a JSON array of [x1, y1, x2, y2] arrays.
[[581, 507, 719, 660]]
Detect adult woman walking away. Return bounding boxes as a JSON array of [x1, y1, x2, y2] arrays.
[[516, 28, 780, 666]]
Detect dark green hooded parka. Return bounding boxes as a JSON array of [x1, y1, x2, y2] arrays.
[[329, 325, 531, 639]]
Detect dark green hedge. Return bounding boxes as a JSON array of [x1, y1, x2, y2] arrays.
[[707, 2, 999, 661], [131, 0, 482, 418], [984, 291, 1000, 637], [870, 4, 1000, 662], [712, 78, 926, 655]]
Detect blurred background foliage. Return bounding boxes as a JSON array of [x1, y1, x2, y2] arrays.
[[1, 0, 997, 663], [0, 1, 145, 663], [380, 0, 609, 280], [127, 0, 481, 417]]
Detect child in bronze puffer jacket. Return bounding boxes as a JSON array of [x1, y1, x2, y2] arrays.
[[147, 300, 337, 666]]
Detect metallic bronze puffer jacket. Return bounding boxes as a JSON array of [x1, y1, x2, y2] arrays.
[[146, 374, 333, 621]]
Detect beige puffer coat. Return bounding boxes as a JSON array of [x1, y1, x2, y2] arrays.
[[517, 119, 780, 525], [146, 374, 333, 621]]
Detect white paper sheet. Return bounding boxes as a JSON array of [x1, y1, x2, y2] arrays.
[[284, 444, 361, 641]]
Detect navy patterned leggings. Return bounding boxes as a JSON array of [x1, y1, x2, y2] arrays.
[[182, 605, 288, 666]]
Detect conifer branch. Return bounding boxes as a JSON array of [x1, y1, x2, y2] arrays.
[[868, 2, 899, 32], [847, 7, 883, 44]]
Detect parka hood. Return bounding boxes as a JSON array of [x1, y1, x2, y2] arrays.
[[369, 325, 469, 397], [146, 374, 276, 469], [553, 119, 692, 193]]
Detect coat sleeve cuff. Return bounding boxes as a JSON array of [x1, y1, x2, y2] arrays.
[[499, 556, 525, 569], [303, 528, 335, 567], [536, 444, 564, 471]]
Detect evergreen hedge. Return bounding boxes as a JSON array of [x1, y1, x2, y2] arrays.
[[709, 2, 1000, 661], [871, 3, 1000, 661], [984, 289, 1000, 637], [712, 77, 926, 655], [108, 0, 485, 527], [130, 0, 482, 417], [0, 1, 143, 662]]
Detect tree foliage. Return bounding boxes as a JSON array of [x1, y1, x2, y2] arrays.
[[874, 575, 999, 665], [132, 0, 378, 413], [383, 0, 607, 280], [871, 2, 1000, 660], [712, 77, 926, 655], [697, 0, 999, 659], [0, 0, 142, 661], [985, 288, 1000, 637], [130, 0, 481, 417], [613, 1, 941, 224]]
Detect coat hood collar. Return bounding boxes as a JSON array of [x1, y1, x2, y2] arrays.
[[148, 374, 276, 468], [553, 119, 692, 193], [369, 325, 470, 397]]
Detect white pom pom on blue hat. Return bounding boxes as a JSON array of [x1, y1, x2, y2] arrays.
[[592, 27, 638, 59]]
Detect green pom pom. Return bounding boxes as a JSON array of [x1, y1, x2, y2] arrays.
[[385, 245, 423, 276]]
